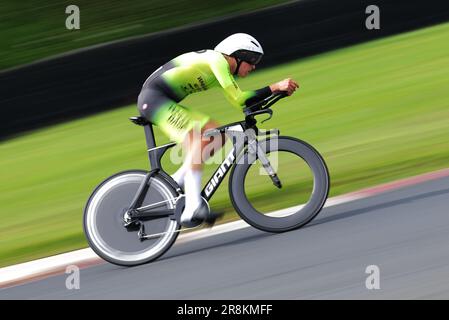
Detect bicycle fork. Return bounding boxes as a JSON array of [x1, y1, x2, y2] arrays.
[[246, 130, 282, 189]]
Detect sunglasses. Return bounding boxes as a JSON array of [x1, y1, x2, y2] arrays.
[[235, 50, 263, 65]]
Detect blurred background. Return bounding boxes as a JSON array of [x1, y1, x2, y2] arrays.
[[1, 0, 448, 267]]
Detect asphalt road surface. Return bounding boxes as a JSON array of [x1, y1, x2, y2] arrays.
[[2, 176, 449, 299]]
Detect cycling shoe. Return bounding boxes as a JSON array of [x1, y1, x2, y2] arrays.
[[180, 203, 224, 228]]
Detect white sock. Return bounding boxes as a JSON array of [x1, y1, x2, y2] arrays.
[[181, 169, 203, 220], [171, 162, 190, 187]]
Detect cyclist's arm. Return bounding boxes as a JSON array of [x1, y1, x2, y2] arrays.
[[210, 57, 272, 109], [244, 86, 272, 107]]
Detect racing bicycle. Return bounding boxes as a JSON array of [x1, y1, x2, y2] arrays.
[[83, 92, 330, 266]]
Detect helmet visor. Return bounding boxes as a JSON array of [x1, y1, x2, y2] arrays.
[[233, 50, 263, 65]]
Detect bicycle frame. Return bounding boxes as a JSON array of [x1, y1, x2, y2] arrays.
[[126, 120, 278, 222], [126, 93, 286, 223]]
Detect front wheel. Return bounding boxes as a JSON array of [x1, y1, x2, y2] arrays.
[[229, 136, 329, 233]]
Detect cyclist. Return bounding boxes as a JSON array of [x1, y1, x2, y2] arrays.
[[137, 33, 299, 227]]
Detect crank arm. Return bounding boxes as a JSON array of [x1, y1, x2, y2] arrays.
[[138, 224, 202, 240]]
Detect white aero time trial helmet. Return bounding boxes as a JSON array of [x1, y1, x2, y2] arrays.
[[214, 33, 264, 66]]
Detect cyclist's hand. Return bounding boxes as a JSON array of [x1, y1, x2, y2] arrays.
[[270, 78, 299, 96]]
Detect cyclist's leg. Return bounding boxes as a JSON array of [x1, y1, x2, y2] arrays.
[[183, 120, 226, 170], [138, 87, 226, 172], [138, 87, 198, 185], [148, 101, 225, 169], [153, 107, 226, 224], [172, 120, 225, 186], [138, 88, 226, 225], [180, 120, 227, 225]]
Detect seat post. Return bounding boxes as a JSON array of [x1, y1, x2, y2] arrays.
[[143, 123, 162, 170], [143, 123, 157, 149]]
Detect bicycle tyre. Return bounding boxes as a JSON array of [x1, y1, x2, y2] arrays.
[[229, 136, 329, 233]]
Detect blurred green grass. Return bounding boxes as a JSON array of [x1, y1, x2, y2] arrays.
[[0, 0, 288, 70], [1, 22, 449, 267]]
